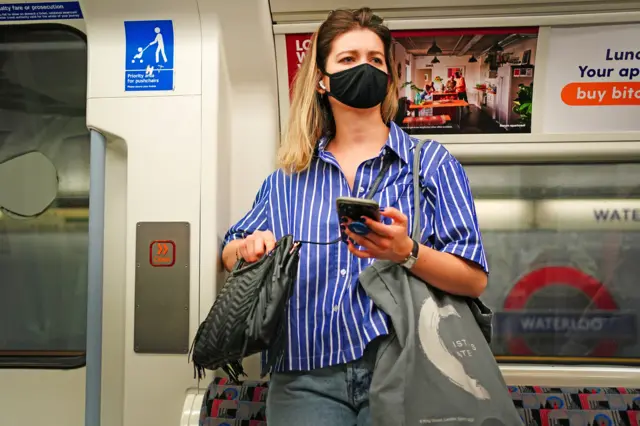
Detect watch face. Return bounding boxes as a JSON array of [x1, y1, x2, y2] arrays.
[[404, 256, 417, 269]]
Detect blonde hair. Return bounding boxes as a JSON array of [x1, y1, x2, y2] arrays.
[[278, 8, 399, 174]]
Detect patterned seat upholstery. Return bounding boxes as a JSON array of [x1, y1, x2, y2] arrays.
[[199, 377, 268, 426], [510, 386, 640, 425], [199, 378, 640, 425]]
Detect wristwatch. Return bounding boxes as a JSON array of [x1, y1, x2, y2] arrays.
[[400, 238, 419, 269]]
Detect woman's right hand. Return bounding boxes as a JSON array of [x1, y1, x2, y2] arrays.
[[237, 230, 276, 263]]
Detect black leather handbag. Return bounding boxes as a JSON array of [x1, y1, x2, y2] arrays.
[[190, 234, 301, 383]]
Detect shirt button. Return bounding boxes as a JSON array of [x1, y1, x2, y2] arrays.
[[358, 186, 365, 193], [340, 269, 347, 276], [333, 305, 340, 312]]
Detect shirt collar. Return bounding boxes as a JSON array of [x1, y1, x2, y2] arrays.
[[385, 122, 415, 165], [316, 122, 415, 165]]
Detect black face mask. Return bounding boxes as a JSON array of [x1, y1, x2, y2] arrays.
[[323, 63, 388, 109]]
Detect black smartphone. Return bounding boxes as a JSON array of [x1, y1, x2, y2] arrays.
[[336, 196, 380, 222], [336, 197, 380, 237]]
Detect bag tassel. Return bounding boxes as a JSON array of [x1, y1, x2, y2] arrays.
[[189, 322, 207, 380], [223, 361, 246, 384]]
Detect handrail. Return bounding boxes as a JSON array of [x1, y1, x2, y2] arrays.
[[85, 129, 107, 426]]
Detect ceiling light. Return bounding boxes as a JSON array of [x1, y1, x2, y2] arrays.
[[426, 40, 442, 56]]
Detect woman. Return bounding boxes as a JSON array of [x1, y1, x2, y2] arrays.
[[455, 70, 468, 103], [446, 74, 457, 92], [423, 74, 435, 94], [221, 8, 488, 426]]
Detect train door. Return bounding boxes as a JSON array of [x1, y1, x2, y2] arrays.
[[1, 0, 278, 424], [0, 6, 89, 426]]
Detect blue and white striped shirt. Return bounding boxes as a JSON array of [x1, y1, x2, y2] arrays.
[[222, 122, 488, 372]]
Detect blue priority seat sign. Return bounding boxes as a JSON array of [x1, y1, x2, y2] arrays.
[[124, 20, 175, 91]]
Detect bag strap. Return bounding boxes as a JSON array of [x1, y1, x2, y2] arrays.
[[411, 139, 429, 241], [409, 140, 493, 338], [365, 152, 392, 200]]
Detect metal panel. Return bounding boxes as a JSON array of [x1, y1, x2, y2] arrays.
[[134, 221, 190, 354], [500, 365, 640, 388], [447, 141, 640, 164]]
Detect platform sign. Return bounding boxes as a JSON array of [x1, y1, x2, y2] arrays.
[[124, 20, 174, 92], [499, 266, 637, 357], [0, 2, 82, 21], [494, 311, 637, 339]]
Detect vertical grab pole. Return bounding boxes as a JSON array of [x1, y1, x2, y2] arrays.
[[85, 129, 107, 426]]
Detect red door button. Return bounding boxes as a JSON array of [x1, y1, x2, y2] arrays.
[[150, 240, 176, 267]]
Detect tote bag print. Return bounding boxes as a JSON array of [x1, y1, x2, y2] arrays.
[[416, 294, 513, 426]]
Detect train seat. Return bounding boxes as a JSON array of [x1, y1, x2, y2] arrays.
[[199, 377, 269, 425], [197, 377, 640, 425]]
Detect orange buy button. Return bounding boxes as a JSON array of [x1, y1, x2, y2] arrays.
[[150, 240, 176, 267], [561, 82, 640, 106]]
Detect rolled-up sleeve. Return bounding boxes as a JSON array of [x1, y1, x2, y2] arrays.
[[222, 177, 272, 249], [426, 157, 488, 273]]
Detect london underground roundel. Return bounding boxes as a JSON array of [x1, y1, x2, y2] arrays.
[[502, 266, 620, 357]]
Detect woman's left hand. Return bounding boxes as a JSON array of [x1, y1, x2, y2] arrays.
[[344, 207, 414, 263]]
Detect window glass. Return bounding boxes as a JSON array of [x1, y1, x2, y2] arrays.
[[465, 162, 640, 363], [0, 26, 88, 366]]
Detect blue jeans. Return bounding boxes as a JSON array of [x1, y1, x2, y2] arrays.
[[266, 342, 377, 426]]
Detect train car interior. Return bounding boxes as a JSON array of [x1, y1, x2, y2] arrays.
[[1, 0, 640, 425]]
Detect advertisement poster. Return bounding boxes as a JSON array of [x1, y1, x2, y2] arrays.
[[285, 27, 539, 135], [542, 23, 640, 133]]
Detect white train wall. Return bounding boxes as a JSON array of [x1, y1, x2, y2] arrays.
[[0, 0, 278, 425]]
